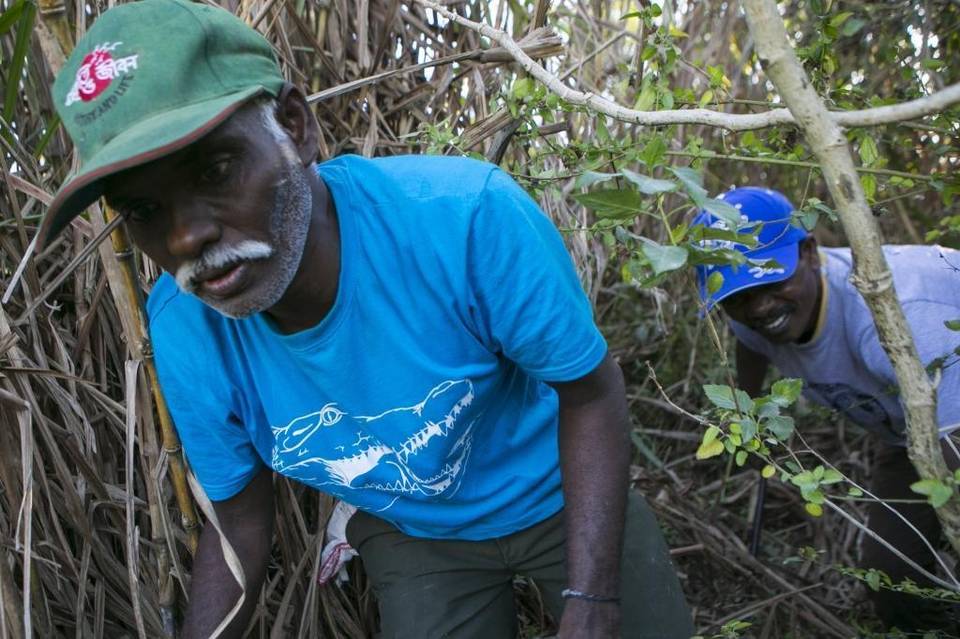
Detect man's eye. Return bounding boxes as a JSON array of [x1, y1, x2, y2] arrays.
[[119, 202, 156, 223], [200, 158, 232, 184]]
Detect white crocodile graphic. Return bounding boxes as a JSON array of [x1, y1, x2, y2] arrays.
[[270, 380, 476, 510]]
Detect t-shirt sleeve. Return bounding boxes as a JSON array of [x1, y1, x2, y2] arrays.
[[149, 291, 263, 501], [856, 299, 960, 437], [465, 168, 607, 382]]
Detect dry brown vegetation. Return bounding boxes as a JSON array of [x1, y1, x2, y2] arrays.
[[2, 0, 958, 637]]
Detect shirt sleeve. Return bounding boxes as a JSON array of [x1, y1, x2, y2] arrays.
[[856, 299, 960, 437], [149, 288, 263, 501], [465, 168, 607, 382]]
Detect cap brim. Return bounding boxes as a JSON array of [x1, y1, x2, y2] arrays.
[[38, 86, 266, 250], [699, 243, 800, 311]]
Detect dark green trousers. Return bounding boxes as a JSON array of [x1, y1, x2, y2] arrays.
[[345, 492, 694, 639]]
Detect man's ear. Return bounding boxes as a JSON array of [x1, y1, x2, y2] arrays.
[[275, 83, 320, 166], [799, 236, 820, 270]]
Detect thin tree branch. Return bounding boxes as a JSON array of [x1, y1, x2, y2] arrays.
[[414, 0, 960, 132]]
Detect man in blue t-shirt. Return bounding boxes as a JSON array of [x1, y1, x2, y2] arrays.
[[39, 1, 692, 637], [694, 187, 960, 634]]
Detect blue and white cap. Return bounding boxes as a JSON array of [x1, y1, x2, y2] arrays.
[[693, 187, 807, 308]]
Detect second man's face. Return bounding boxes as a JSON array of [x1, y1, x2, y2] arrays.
[[720, 241, 822, 344]]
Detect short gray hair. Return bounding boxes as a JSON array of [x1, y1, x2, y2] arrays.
[[253, 96, 300, 164]]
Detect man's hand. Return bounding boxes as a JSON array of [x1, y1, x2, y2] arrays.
[[557, 598, 621, 638], [549, 354, 631, 638], [183, 467, 275, 639]]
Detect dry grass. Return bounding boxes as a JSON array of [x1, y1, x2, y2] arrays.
[[1, 0, 957, 637]]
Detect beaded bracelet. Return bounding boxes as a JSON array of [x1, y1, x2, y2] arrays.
[[560, 588, 620, 603]]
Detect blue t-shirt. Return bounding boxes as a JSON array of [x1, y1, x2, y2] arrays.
[[147, 155, 607, 540]]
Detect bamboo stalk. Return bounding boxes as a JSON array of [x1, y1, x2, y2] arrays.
[[104, 206, 201, 554], [100, 207, 200, 639], [36, 0, 73, 64]]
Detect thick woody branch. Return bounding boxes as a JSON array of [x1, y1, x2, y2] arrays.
[[414, 0, 960, 132], [741, 0, 960, 558]]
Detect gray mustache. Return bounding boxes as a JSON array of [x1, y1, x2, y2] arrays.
[[175, 240, 274, 292]]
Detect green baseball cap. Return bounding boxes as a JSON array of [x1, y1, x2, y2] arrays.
[[39, 0, 285, 249]]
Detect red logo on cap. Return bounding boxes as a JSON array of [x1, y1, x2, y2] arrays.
[[76, 50, 113, 102], [65, 42, 139, 107]]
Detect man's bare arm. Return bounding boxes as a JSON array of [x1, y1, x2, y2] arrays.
[[549, 354, 630, 637], [183, 467, 275, 639], [736, 340, 770, 397]]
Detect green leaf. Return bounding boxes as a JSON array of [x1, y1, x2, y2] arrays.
[[696, 439, 725, 460], [512, 77, 535, 101], [698, 89, 714, 108], [640, 136, 667, 168], [865, 569, 881, 592], [822, 468, 844, 484], [574, 171, 619, 189], [669, 167, 708, 208], [761, 464, 776, 479], [621, 169, 677, 195], [3, 1, 36, 125], [694, 226, 758, 249], [659, 90, 674, 110], [669, 223, 689, 244], [734, 389, 754, 413], [641, 241, 688, 275], [944, 319, 960, 332], [635, 82, 657, 111], [861, 174, 877, 200], [911, 479, 954, 508], [702, 425, 721, 446], [765, 415, 795, 441], [572, 189, 643, 220], [739, 417, 758, 443], [859, 136, 879, 167], [703, 198, 743, 229], [596, 118, 611, 144], [0, 0, 26, 36], [805, 502, 823, 517], [703, 384, 737, 410], [735, 450, 748, 467], [706, 271, 724, 296], [771, 378, 803, 406], [756, 400, 780, 419], [829, 11, 853, 27], [791, 470, 817, 489], [848, 486, 863, 497], [842, 17, 866, 37]]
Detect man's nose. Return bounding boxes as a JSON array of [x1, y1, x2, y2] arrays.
[[744, 292, 776, 318], [166, 206, 221, 259]]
